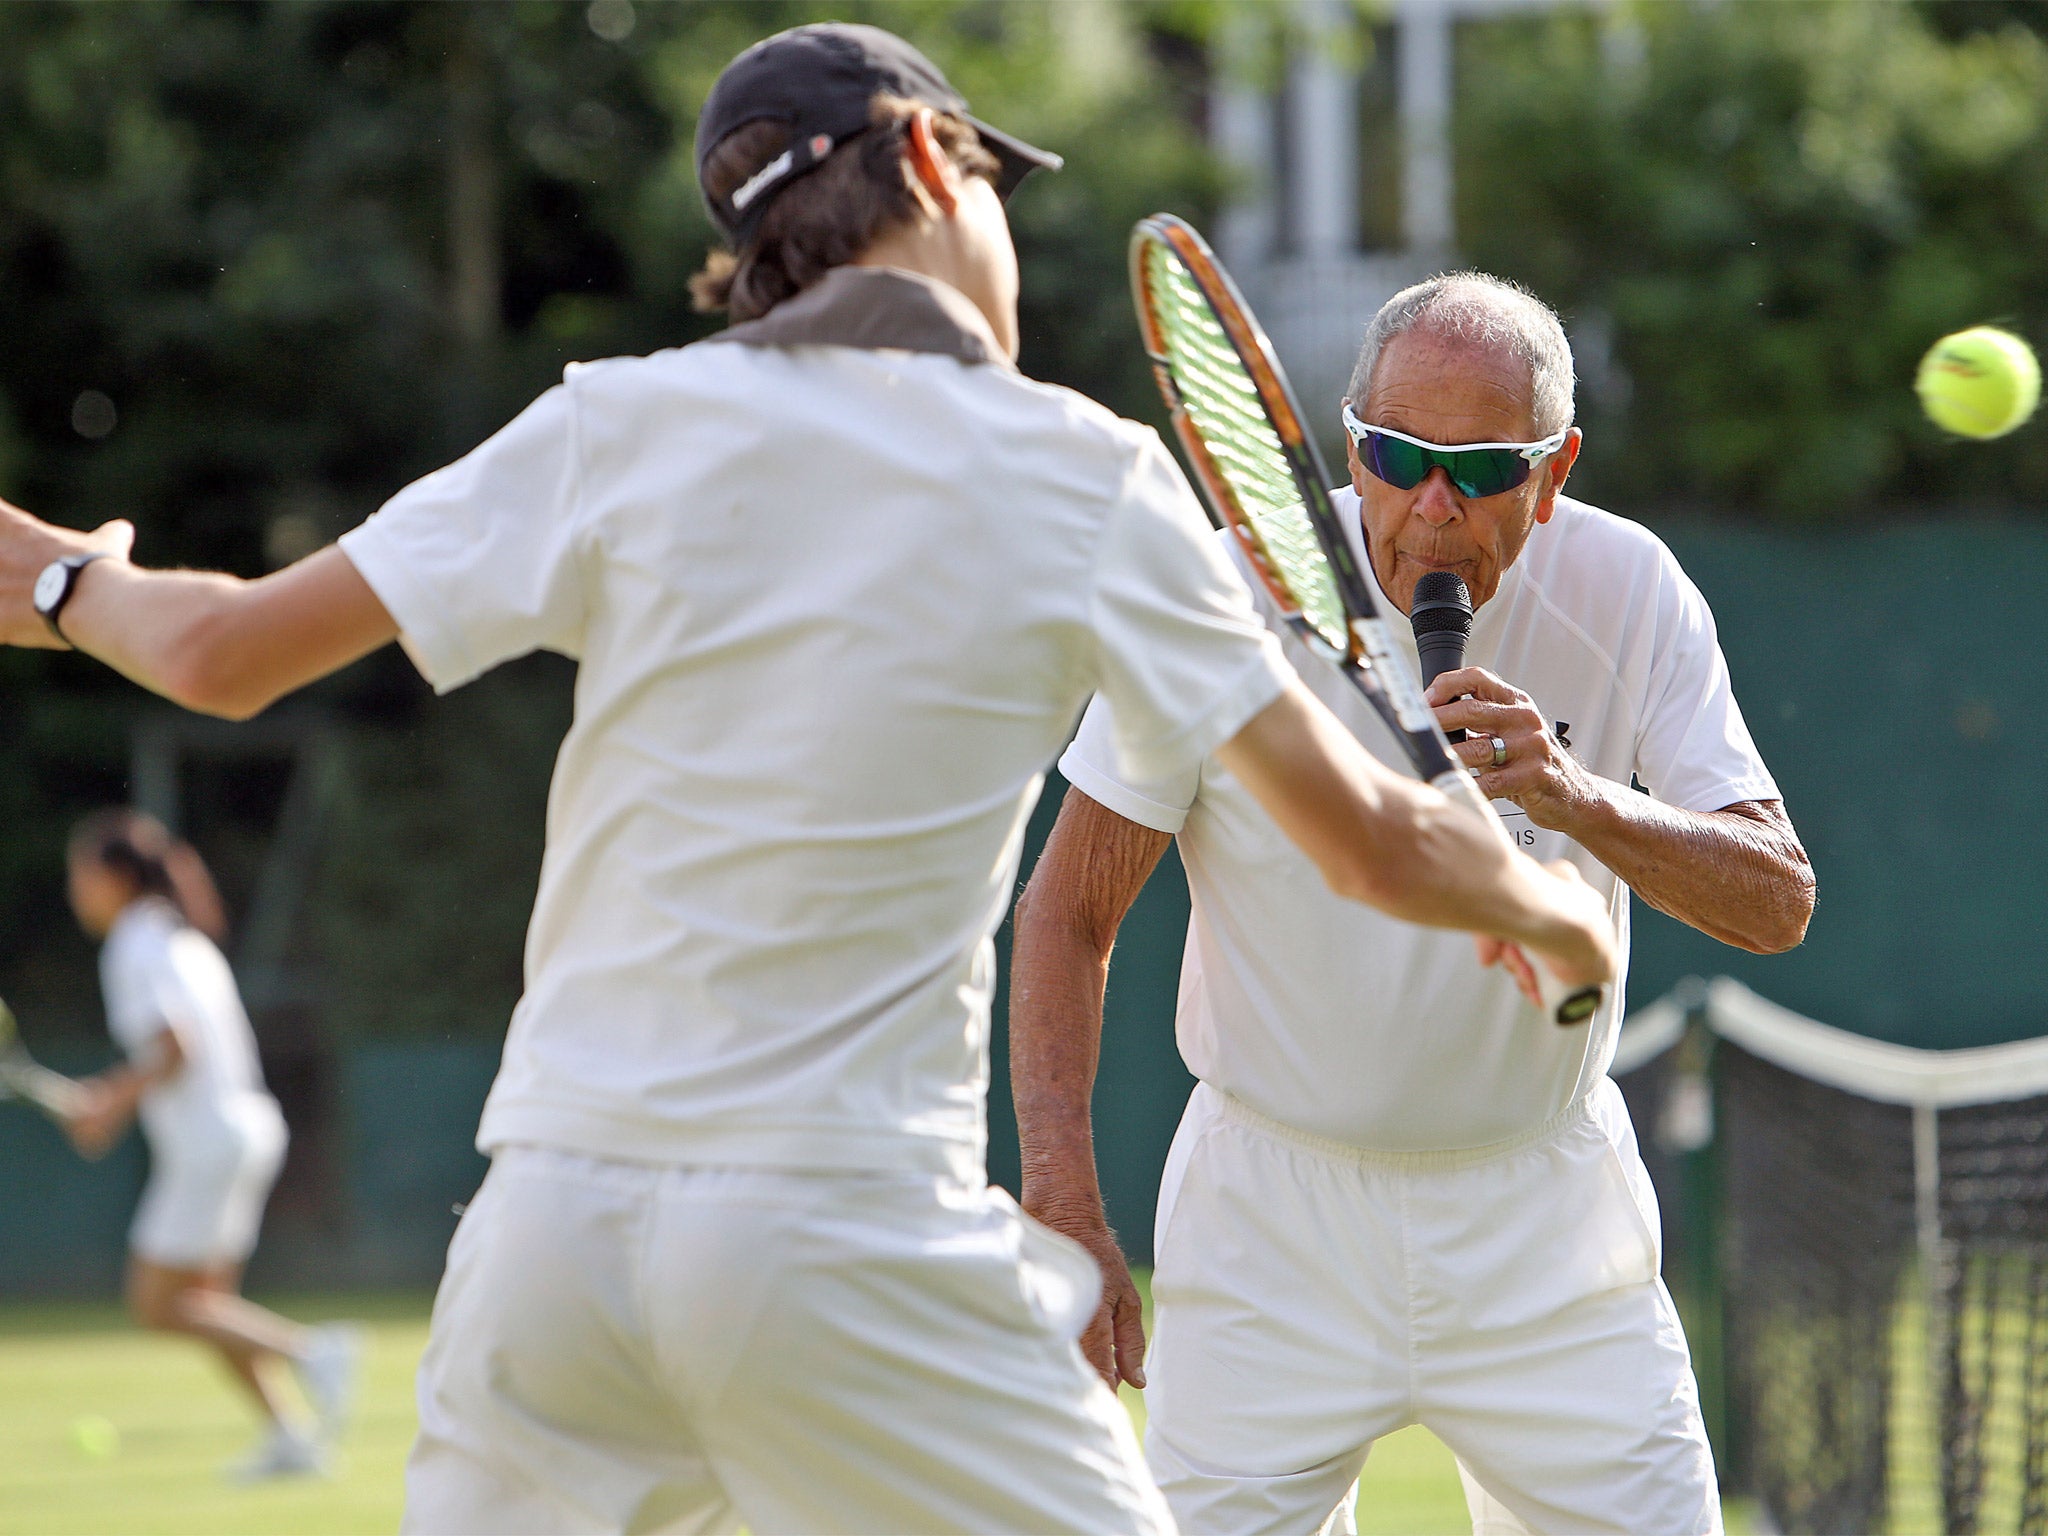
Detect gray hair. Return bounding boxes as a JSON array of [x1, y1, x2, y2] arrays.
[[1344, 272, 1576, 436]]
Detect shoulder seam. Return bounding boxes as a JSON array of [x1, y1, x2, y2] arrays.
[[561, 370, 594, 630], [1513, 564, 1632, 720]]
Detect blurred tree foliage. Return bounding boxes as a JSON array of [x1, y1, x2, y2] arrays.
[[9, 0, 2044, 1044], [0, 0, 1217, 1041], [1456, 0, 2048, 518]]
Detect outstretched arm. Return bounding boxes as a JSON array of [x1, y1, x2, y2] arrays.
[[0, 498, 397, 719], [1011, 788, 1172, 1391]]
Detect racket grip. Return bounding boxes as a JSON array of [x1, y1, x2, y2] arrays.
[[1539, 972, 1606, 1030], [1430, 768, 1607, 1028]]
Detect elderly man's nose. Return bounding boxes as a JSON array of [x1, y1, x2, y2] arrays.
[[1413, 468, 1462, 524]]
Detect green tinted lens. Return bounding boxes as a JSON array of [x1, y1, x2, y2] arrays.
[[1443, 447, 1529, 498], [1361, 432, 1432, 491], [1362, 432, 1532, 498]]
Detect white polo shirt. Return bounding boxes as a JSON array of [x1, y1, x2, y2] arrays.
[[100, 897, 274, 1151], [1060, 490, 1778, 1152], [340, 266, 1289, 1181]]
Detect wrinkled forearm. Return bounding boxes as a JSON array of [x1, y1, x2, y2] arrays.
[[1009, 919, 1112, 1222], [1558, 789, 1813, 953], [1009, 795, 1172, 1226]]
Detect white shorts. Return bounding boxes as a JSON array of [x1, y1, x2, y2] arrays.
[[403, 1146, 1172, 1536], [1145, 1078, 1720, 1536], [130, 1096, 288, 1270]]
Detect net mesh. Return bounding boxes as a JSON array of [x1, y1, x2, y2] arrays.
[[1139, 236, 1347, 650], [1616, 982, 2048, 1534], [1720, 1041, 1916, 1533]]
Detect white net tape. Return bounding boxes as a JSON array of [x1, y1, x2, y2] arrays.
[[1613, 977, 2048, 1107], [1609, 990, 1688, 1078]]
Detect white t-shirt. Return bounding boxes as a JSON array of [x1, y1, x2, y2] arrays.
[[1060, 491, 1779, 1152], [339, 267, 1289, 1181], [100, 898, 274, 1152]]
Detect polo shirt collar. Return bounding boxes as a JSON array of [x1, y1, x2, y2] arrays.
[[714, 265, 1012, 369]]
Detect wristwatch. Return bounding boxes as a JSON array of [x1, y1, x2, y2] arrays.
[[33, 552, 108, 644]]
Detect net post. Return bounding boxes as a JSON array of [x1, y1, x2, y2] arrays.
[[1675, 976, 1732, 1488], [1913, 1097, 1949, 1531]]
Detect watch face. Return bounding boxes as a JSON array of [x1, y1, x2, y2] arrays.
[[33, 561, 68, 616]]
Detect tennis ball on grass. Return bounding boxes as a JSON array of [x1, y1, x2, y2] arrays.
[[1916, 326, 2040, 440], [70, 1414, 119, 1459]]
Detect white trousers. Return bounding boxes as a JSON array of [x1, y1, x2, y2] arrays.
[[402, 1146, 1171, 1536], [1144, 1080, 1720, 1536]]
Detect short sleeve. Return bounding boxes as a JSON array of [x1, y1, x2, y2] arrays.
[[99, 932, 175, 1057], [1058, 691, 1201, 834], [339, 380, 588, 693], [1635, 552, 1781, 813], [1087, 434, 1290, 783]]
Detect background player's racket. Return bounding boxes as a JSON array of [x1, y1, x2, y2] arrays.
[[1129, 213, 1603, 1027], [0, 997, 86, 1120]]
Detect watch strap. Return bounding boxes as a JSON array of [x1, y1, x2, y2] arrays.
[[38, 553, 108, 644]]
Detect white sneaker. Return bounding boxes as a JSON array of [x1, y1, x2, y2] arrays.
[[224, 1424, 328, 1483], [296, 1323, 363, 1442]]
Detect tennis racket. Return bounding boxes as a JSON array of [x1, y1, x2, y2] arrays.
[[1129, 213, 1603, 1027], [0, 996, 87, 1121]]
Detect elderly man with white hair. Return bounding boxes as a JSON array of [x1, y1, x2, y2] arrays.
[[1010, 272, 1814, 1535]]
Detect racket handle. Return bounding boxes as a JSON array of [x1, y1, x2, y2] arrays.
[[3, 1063, 86, 1120], [1430, 768, 1607, 1028], [1539, 972, 1606, 1030]]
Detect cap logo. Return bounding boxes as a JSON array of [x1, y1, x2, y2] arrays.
[[730, 147, 795, 212], [809, 133, 833, 157]]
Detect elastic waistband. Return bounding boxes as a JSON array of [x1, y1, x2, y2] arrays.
[[1200, 1083, 1599, 1172], [491, 1140, 987, 1195]]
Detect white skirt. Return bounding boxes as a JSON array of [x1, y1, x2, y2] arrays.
[[130, 1094, 288, 1269]]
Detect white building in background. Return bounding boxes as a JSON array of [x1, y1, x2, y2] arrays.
[[1211, 0, 1610, 423]]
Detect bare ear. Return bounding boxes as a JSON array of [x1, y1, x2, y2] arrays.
[[1533, 427, 1581, 525], [902, 108, 961, 218]]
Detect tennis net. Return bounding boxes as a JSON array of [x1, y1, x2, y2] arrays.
[[1615, 978, 2048, 1535]]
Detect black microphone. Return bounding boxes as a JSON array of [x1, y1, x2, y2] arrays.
[[1409, 571, 1473, 740]]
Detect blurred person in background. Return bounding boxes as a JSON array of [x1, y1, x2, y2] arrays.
[[1013, 273, 1813, 1536], [64, 809, 359, 1482]]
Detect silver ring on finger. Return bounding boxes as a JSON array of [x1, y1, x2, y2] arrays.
[[1489, 735, 1508, 769]]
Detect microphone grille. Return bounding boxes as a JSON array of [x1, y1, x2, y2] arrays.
[[1409, 571, 1473, 639]]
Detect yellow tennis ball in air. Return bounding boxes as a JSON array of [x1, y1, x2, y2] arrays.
[[1916, 326, 2040, 440], [70, 1414, 119, 1459]]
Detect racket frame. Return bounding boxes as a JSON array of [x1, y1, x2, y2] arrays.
[[1131, 216, 1457, 776]]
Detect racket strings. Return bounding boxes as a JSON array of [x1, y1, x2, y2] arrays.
[[1142, 242, 1349, 651]]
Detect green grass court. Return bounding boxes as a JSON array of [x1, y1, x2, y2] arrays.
[[0, 1283, 1473, 1536], [0, 1281, 1760, 1535]]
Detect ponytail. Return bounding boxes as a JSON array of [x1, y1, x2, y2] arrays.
[[69, 809, 229, 945]]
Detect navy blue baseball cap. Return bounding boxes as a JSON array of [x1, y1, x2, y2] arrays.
[[697, 23, 1063, 249]]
